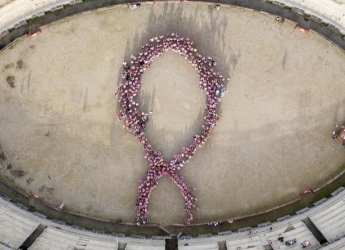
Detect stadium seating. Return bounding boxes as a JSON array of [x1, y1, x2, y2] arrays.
[[0, 242, 13, 250], [28, 227, 118, 250], [223, 221, 319, 250], [321, 237, 345, 250], [125, 243, 165, 250], [178, 241, 219, 249], [226, 235, 265, 249], [0, 201, 39, 249], [309, 198, 345, 242], [269, 222, 320, 250]]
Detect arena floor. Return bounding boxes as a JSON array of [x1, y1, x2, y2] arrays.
[[1, 3, 345, 225]]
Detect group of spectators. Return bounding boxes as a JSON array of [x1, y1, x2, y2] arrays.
[[332, 123, 345, 144], [115, 34, 227, 225], [207, 221, 223, 227]]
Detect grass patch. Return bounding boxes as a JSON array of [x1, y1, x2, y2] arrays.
[[27, 17, 41, 24]]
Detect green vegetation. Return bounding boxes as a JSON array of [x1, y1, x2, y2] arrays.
[[27, 17, 40, 24]]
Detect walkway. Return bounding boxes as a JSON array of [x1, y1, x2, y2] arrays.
[[1, 0, 345, 36], [0, 0, 82, 36]]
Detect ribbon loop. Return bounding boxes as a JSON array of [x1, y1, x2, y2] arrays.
[[116, 34, 227, 225]]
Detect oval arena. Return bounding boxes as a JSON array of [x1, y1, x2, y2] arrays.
[[1, 0, 345, 249]]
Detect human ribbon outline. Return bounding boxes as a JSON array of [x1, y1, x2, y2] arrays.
[[115, 34, 227, 225]]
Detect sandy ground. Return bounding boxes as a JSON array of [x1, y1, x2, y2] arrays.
[[1, 3, 345, 225], [0, 0, 14, 8]]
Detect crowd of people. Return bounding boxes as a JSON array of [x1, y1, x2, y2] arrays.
[[115, 34, 227, 225], [208, 221, 223, 227], [332, 123, 345, 144], [275, 16, 285, 23]]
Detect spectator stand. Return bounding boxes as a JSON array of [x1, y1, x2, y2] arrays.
[[178, 241, 219, 249], [0, 200, 39, 249], [274, 0, 345, 35], [28, 227, 119, 250], [0, 242, 12, 250], [177, 189, 345, 250], [321, 237, 345, 250], [0, 195, 169, 249], [309, 197, 345, 242], [268, 221, 320, 250], [125, 242, 165, 250], [0, 0, 82, 36]]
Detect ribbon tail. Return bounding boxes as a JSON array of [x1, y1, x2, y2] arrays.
[[167, 172, 198, 225], [135, 165, 167, 225]]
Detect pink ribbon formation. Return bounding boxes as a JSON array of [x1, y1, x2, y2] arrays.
[[115, 34, 228, 225]]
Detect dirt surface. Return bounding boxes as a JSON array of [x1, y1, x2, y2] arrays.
[[1, 3, 345, 226], [0, 0, 14, 8]]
